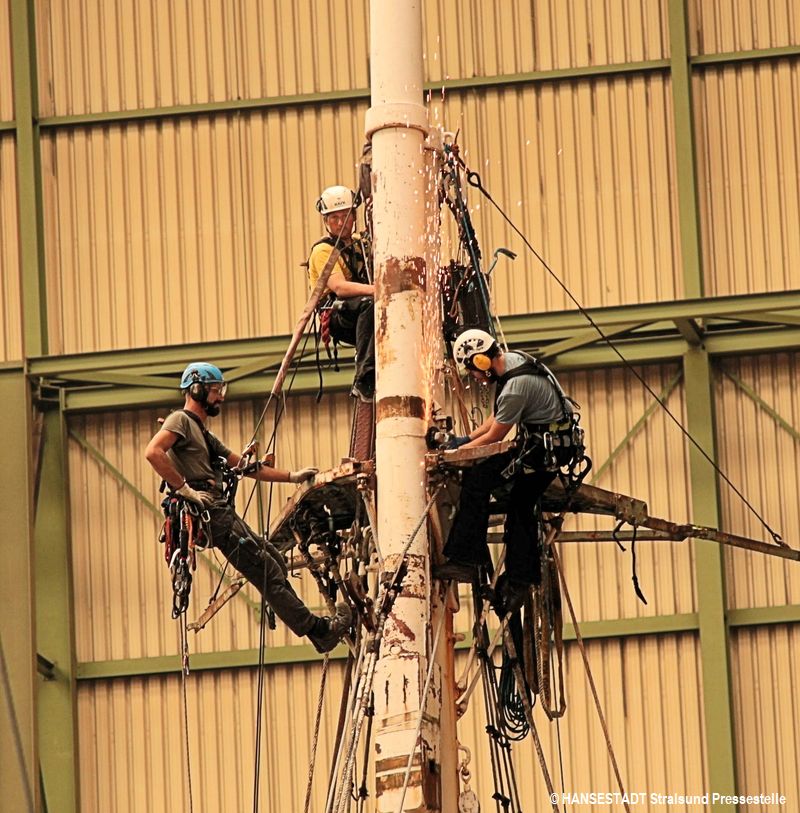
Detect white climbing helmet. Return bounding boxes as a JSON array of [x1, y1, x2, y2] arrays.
[[316, 185, 358, 215], [452, 328, 497, 370]]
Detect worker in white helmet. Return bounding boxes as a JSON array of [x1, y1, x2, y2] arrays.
[[435, 329, 587, 612], [307, 185, 375, 402]]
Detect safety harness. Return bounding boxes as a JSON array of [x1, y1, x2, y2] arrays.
[[304, 235, 372, 367], [158, 410, 239, 618], [494, 352, 591, 489]]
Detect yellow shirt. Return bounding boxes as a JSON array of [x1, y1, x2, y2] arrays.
[[308, 240, 352, 293]]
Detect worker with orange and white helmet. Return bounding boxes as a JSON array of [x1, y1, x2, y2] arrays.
[[435, 329, 588, 614]]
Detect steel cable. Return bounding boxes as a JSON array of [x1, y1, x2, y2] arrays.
[[461, 164, 784, 548]]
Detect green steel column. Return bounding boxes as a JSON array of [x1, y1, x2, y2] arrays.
[[35, 404, 79, 811], [0, 368, 38, 812], [684, 349, 737, 808], [668, 0, 704, 299], [670, 0, 737, 802], [11, 0, 48, 356]]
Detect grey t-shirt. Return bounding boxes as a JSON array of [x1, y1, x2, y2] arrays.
[[161, 410, 232, 486], [494, 352, 572, 426]]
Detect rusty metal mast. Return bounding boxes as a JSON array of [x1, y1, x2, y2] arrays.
[[366, 0, 459, 809]]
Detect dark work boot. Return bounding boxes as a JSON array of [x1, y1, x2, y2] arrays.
[[307, 601, 353, 653]]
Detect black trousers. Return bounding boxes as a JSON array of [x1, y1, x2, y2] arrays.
[[443, 445, 573, 585], [329, 296, 375, 389], [207, 505, 317, 637]]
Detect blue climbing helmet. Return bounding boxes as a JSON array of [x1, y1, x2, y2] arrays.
[[180, 362, 226, 395]]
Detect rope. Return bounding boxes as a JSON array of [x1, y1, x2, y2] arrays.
[[461, 164, 784, 547], [549, 541, 631, 813], [502, 625, 560, 812], [179, 617, 194, 813], [324, 649, 362, 813], [330, 489, 438, 812], [303, 654, 331, 813], [552, 641, 567, 811], [251, 412, 282, 812], [245, 203, 360, 450]]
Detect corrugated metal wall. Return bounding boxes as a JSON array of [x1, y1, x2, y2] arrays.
[[77, 635, 706, 813], [426, 0, 668, 76], [716, 353, 800, 610], [29, 0, 800, 809], [432, 74, 682, 316], [688, 0, 800, 54], [33, 0, 800, 353], [36, 0, 372, 115], [558, 365, 695, 621], [731, 625, 800, 808], [694, 59, 800, 297], [41, 75, 684, 354], [41, 105, 367, 354]]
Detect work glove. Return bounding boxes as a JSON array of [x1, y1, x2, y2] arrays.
[[289, 467, 318, 484], [175, 482, 215, 507], [443, 435, 471, 450]]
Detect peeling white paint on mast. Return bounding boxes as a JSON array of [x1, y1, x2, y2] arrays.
[[365, 0, 451, 810]]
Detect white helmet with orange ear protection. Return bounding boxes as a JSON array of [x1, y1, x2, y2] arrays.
[[452, 328, 498, 371]]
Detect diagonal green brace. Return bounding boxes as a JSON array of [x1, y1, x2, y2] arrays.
[[684, 348, 737, 806]]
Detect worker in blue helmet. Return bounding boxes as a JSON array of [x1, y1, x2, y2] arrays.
[[145, 362, 351, 652]]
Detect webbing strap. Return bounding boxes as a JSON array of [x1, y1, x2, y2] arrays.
[[494, 352, 574, 424]]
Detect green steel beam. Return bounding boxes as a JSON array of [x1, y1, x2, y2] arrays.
[[56, 371, 178, 389], [590, 370, 683, 484], [721, 370, 800, 444], [11, 0, 47, 357], [14, 43, 795, 134], [684, 348, 737, 807], [28, 336, 297, 377], [36, 60, 669, 130], [27, 291, 800, 379], [73, 603, 800, 681], [0, 370, 38, 811], [727, 604, 800, 628], [671, 2, 737, 801], [60, 367, 354, 413], [691, 44, 800, 66], [704, 327, 800, 356], [669, 0, 704, 299], [734, 310, 800, 327], [35, 405, 78, 811], [538, 321, 645, 361], [52, 327, 800, 413], [76, 612, 701, 680], [0, 120, 16, 132]]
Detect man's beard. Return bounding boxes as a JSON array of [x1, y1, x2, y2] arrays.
[[205, 403, 221, 417]]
